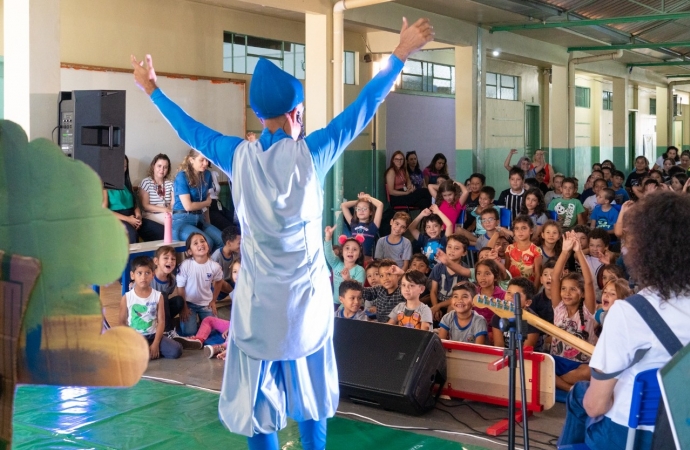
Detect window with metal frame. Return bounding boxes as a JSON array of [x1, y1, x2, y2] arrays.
[[575, 86, 590, 108], [344, 51, 356, 85], [650, 98, 657, 116], [223, 32, 305, 79], [486, 72, 518, 101], [603, 90, 613, 111], [398, 59, 455, 95]]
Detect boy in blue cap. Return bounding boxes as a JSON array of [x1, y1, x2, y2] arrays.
[[132, 17, 433, 450]]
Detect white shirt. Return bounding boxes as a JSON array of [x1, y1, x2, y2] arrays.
[[176, 258, 223, 306], [590, 288, 690, 430]]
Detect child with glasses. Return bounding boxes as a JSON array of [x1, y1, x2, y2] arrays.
[[340, 192, 383, 260]]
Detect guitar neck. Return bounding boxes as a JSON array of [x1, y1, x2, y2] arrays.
[[475, 295, 595, 357]]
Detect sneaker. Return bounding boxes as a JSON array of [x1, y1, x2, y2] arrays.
[[205, 344, 225, 359], [173, 335, 203, 350], [165, 329, 180, 339]]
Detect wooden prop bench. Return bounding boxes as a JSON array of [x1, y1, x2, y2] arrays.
[[441, 340, 556, 436]]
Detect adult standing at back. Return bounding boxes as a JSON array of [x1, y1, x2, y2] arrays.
[[132, 16, 434, 450], [172, 149, 223, 252], [138, 153, 174, 241], [385, 150, 432, 210]]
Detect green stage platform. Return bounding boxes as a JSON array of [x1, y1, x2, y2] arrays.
[[11, 380, 488, 449]]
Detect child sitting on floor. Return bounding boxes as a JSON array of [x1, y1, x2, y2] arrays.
[[211, 225, 241, 295], [176, 232, 224, 336], [438, 283, 487, 344], [491, 277, 542, 350], [120, 256, 182, 360], [150, 246, 185, 338], [184, 259, 240, 359]]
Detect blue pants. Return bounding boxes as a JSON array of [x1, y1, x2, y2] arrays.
[[144, 334, 182, 359], [172, 212, 223, 252], [179, 302, 214, 336], [559, 381, 653, 450], [247, 419, 327, 450]]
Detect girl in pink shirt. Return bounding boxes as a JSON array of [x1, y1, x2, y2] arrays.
[[430, 180, 469, 228]]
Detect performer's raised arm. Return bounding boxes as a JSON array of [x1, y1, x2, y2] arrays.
[[131, 54, 242, 175], [306, 18, 434, 180]]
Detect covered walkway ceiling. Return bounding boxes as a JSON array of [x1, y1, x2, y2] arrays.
[[190, 0, 690, 78], [396, 0, 690, 77]]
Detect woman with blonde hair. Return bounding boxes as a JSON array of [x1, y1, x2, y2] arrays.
[[172, 149, 223, 251]]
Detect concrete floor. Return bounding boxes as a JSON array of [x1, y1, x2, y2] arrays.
[[102, 284, 564, 449]]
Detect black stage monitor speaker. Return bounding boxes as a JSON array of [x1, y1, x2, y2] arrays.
[[58, 90, 126, 189], [334, 318, 446, 415]]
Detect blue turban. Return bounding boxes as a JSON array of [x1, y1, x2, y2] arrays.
[[250, 58, 304, 119]]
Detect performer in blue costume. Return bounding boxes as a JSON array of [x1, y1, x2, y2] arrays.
[[132, 17, 433, 450]]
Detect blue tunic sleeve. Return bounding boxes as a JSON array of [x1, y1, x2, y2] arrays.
[[150, 89, 243, 177], [305, 55, 405, 182]]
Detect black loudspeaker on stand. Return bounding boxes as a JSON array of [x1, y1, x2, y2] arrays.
[[333, 318, 447, 415]]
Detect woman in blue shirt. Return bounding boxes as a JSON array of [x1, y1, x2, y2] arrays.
[[172, 149, 223, 251]]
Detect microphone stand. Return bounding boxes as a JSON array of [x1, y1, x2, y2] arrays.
[[501, 293, 530, 450]]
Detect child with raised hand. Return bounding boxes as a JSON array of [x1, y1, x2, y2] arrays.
[[340, 192, 384, 259], [438, 283, 488, 344], [551, 231, 598, 392], [324, 226, 366, 306], [428, 179, 470, 227], [375, 211, 412, 270], [151, 246, 185, 337], [176, 232, 224, 336], [520, 187, 548, 236], [589, 188, 619, 234], [361, 259, 404, 322], [505, 215, 543, 287], [491, 277, 542, 350], [548, 177, 586, 231], [211, 225, 241, 296], [120, 256, 182, 360], [408, 204, 454, 267], [388, 269, 433, 331], [429, 234, 470, 321], [535, 220, 563, 264], [335, 279, 368, 321]]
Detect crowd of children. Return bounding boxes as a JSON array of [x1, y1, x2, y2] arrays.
[[314, 146, 690, 399], [120, 145, 687, 409]]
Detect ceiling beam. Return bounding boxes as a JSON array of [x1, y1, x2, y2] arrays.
[[627, 61, 690, 67], [568, 41, 690, 52], [490, 11, 690, 32]]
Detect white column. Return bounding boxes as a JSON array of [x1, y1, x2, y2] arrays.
[[4, 0, 61, 140]]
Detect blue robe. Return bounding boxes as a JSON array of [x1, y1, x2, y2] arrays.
[[150, 55, 404, 436]]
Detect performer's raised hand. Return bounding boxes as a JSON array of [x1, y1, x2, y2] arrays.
[[131, 54, 158, 95], [393, 17, 434, 62]]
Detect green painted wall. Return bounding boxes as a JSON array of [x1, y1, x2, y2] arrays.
[[482, 148, 516, 193], [455, 149, 474, 184], [590, 147, 600, 168], [551, 148, 571, 178], [657, 146, 667, 159], [684, 145, 690, 151], [612, 146, 627, 175]]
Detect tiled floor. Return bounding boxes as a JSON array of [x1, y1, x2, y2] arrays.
[[100, 284, 564, 449]]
